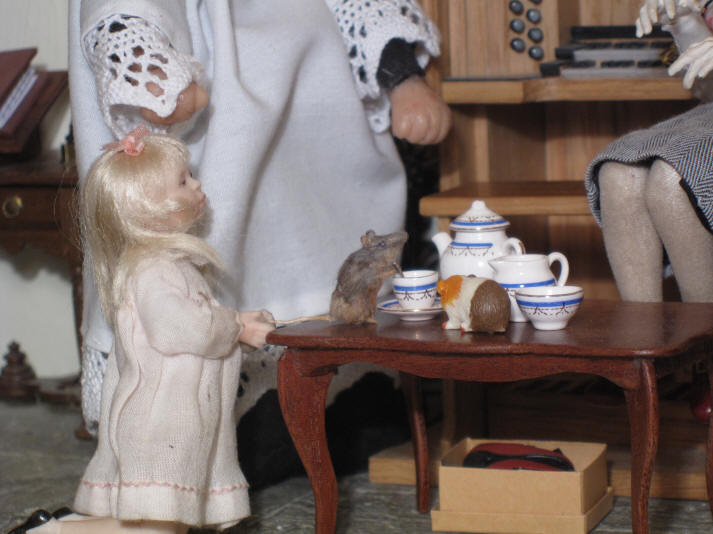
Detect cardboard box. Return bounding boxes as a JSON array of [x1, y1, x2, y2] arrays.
[[431, 438, 613, 534]]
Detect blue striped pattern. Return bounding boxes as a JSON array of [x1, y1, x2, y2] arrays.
[[585, 101, 713, 232], [516, 297, 583, 307], [499, 279, 555, 289], [452, 219, 507, 228], [393, 283, 437, 292], [451, 242, 493, 247]]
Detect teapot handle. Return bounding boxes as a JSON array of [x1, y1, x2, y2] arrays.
[[501, 237, 525, 256], [547, 252, 569, 286]]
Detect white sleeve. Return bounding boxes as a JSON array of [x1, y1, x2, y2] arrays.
[[82, 14, 204, 138], [324, 0, 441, 132]]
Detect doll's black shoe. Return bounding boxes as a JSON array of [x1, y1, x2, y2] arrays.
[[7, 509, 52, 534], [51, 508, 72, 520]]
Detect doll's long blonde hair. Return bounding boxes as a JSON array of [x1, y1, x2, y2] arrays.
[[80, 134, 223, 324]]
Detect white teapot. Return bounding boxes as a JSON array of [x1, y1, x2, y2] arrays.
[[432, 200, 525, 279]]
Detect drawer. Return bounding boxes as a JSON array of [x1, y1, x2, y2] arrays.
[[0, 187, 76, 231]]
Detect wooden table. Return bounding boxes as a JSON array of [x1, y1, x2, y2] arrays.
[[268, 300, 713, 534]]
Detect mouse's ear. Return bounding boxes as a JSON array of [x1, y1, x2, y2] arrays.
[[361, 230, 376, 247]]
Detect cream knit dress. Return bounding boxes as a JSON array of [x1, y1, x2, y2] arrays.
[[74, 256, 249, 527]]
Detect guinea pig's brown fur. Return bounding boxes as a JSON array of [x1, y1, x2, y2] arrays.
[[468, 279, 510, 333], [438, 275, 509, 333]]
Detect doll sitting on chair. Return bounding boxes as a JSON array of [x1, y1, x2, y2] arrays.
[[12, 127, 275, 534], [586, 0, 713, 302]]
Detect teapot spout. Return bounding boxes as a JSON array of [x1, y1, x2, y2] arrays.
[[431, 232, 452, 258]]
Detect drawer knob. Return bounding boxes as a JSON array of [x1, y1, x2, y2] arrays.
[[2, 195, 23, 218]]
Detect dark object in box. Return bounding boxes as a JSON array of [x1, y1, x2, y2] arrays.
[[463, 441, 575, 471]]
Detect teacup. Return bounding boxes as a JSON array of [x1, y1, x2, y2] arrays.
[[514, 285, 584, 330], [392, 269, 439, 310]]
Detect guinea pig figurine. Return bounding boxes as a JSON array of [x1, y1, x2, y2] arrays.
[[437, 275, 510, 333]]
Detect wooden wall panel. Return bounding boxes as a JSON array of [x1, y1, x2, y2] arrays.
[[486, 104, 546, 183], [577, 0, 642, 26]]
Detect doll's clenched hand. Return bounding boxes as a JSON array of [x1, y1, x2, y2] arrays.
[[669, 36, 713, 87], [237, 310, 276, 351], [636, 0, 704, 37], [140, 82, 209, 126], [389, 76, 452, 145]]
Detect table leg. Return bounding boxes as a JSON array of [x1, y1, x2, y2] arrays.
[[277, 349, 337, 534], [399, 372, 430, 513], [707, 356, 713, 518], [624, 360, 658, 534]]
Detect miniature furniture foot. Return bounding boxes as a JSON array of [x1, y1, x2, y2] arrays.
[[270, 300, 713, 534]]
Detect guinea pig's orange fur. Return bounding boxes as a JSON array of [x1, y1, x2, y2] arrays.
[[437, 276, 463, 308]]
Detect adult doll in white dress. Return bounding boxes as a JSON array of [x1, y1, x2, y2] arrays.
[[68, 0, 451, 487]]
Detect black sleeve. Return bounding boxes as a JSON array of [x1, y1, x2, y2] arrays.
[[376, 38, 426, 90]]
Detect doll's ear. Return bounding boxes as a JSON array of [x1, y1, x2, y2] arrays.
[[361, 230, 376, 248]]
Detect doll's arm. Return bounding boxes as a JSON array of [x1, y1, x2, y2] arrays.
[[388, 75, 451, 145], [134, 262, 242, 359], [325, 0, 442, 134], [660, 2, 713, 98], [635, 0, 704, 37], [236, 310, 276, 352], [377, 38, 451, 144], [81, 13, 206, 138]]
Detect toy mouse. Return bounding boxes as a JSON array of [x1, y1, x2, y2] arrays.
[[437, 275, 510, 334], [330, 230, 408, 324], [9, 127, 275, 534]]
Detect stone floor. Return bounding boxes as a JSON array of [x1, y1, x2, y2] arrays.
[[2, 401, 713, 534]]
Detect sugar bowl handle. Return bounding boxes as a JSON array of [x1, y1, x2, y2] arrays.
[[501, 237, 525, 256]]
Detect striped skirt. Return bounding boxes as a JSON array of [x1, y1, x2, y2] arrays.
[[585, 101, 713, 232]]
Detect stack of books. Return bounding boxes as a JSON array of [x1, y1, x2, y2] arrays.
[[0, 48, 67, 155]]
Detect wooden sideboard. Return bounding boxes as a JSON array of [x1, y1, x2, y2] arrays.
[[0, 156, 81, 401]]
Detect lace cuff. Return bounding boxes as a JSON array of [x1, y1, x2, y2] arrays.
[[82, 14, 204, 138], [327, 0, 441, 132]]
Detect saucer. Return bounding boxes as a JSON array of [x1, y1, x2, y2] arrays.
[[377, 298, 443, 322]]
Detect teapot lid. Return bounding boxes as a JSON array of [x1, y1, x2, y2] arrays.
[[450, 200, 509, 232]]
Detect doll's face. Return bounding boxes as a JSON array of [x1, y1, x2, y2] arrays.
[[158, 163, 206, 232]]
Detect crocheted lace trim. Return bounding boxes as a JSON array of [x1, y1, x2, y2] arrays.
[[327, 0, 441, 132], [83, 14, 204, 138]]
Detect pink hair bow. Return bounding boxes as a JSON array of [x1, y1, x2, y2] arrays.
[[102, 124, 149, 156]]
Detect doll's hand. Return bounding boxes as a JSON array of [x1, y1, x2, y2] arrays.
[[389, 76, 452, 145], [636, 0, 704, 37], [669, 36, 713, 87], [237, 310, 276, 351], [140, 82, 209, 125]]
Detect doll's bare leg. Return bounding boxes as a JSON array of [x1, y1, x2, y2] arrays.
[[25, 518, 188, 534], [645, 159, 713, 302], [599, 161, 663, 301]]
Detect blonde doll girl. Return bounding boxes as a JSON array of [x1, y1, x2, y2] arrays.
[[17, 127, 275, 534]]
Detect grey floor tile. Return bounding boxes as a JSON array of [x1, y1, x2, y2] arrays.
[[2, 401, 713, 534]]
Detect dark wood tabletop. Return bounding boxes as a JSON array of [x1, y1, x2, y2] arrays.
[[268, 300, 713, 358]]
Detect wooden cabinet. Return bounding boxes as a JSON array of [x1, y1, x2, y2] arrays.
[[420, 0, 697, 299], [0, 157, 82, 400]]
